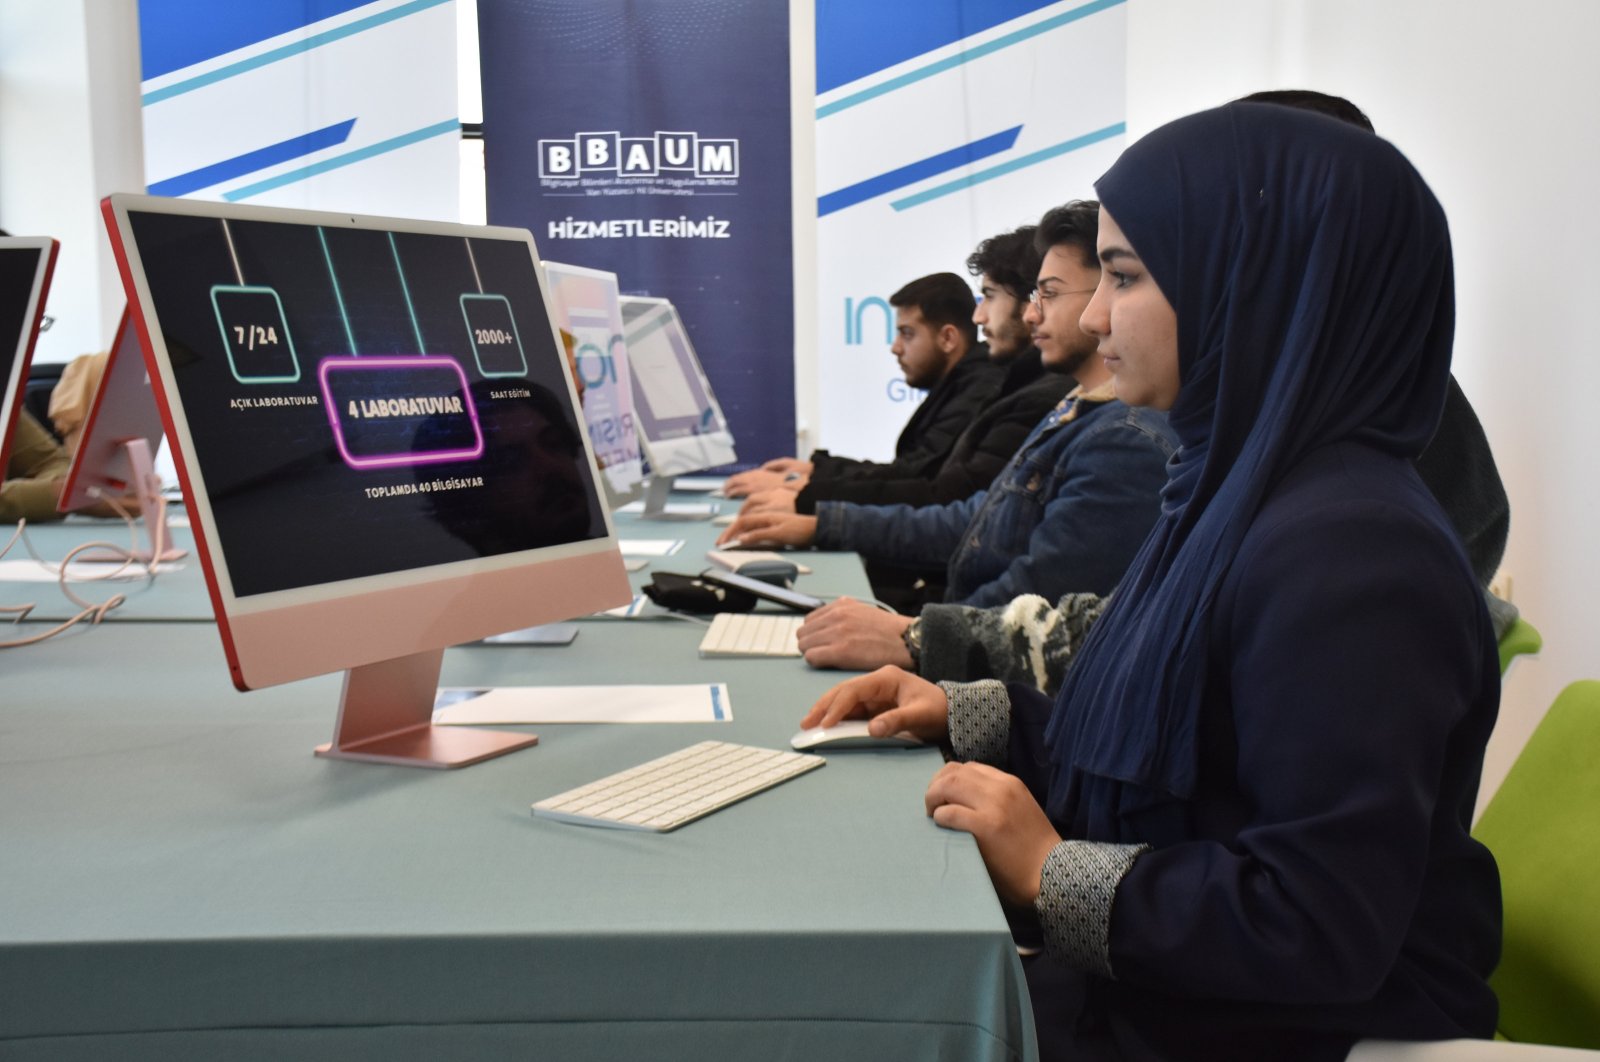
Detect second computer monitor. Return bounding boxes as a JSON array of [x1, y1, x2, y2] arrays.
[[542, 261, 644, 503], [618, 296, 735, 509], [0, 236, 59, 474], [57, 307, 182, 561]]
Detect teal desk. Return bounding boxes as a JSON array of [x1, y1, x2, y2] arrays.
[[0, 503, 1037, 1061]]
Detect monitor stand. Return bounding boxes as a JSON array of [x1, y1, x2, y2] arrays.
[[79, 439, 187, 564], [314, 648, 539, 768], [639, 474, 717, 521]]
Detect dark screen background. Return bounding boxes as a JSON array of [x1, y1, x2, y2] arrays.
[[126, 211, 606, 598]]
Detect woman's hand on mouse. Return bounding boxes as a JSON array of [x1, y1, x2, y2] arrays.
[[924, 762, 1061, 906], [801, 666, 949, 742]]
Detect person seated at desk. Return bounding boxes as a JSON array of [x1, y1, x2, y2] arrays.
[[722, 272, 1003, 499], [717, 201, 1176, 619], [797, 88, 1517, 681], [804, 102, 1501, 1061], [737, 225, 1071, 517], [734, 225, 1074, 607], [0, 409, 71, 524]]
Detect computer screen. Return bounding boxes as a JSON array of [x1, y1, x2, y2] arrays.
[[0, 237, 59, 476], [541, 260, 643, 497], [103, 194, 631, 767], [618, 296, 736, 479]]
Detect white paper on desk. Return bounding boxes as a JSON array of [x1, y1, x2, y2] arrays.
[[433, 683, 730, 724], [0, 559, 185, 583], [586, 595, 651, 618], [618, 538, 684, 557], [670, 475, 725, 493], [616, 500, 720, 517]]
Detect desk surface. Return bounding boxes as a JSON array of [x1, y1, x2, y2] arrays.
[[1, 502, 1036, 1061]]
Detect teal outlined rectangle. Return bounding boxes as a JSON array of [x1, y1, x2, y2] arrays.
[[460, 294, 528, 378], [210, 285, 301, 384]]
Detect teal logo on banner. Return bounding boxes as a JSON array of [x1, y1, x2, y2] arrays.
[[478, 3, 793, 469]]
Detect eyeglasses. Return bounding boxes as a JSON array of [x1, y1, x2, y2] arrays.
[[1028, 287, 1096, 308]]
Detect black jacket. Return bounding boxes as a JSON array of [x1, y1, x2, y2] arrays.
[[806, 342, 1003, 485], [794, 347, 1070, 513]]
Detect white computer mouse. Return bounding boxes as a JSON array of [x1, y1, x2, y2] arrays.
[[789, 720, 924, 752]]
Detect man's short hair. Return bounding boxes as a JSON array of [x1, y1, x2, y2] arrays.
[[1238, 89, 1375, 134], [965, 225, 1043, 300], [889, 273, 979, 345], [1032, 200, 1101, 269]]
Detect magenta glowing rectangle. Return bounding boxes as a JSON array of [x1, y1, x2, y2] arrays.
[[318, 354, 485, 470]]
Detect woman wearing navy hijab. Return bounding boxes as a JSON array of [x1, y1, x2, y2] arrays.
[[805, 102, 1501, 1060]]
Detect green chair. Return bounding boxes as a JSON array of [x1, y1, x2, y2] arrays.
[[1472, 680, 1600, 1048], [1498, 619, 1543, 675]]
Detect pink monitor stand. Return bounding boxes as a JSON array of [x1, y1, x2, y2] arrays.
[[72, 438, 186, 565], [313, 648, 538, 768]]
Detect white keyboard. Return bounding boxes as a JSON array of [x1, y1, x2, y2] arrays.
[[532, 740, 825, 832], [698, 612, 803, 658]]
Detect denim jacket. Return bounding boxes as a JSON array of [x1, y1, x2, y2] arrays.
[[814, 393, 1176, 609]]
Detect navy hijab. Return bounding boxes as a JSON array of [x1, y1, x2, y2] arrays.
[[1047, 103, 1456, 806]]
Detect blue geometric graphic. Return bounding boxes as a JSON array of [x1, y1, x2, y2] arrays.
[[147, 119, 357, 197], [818, 126, 1022, 217]]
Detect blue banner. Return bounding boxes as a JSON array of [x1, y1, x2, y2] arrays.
[[477, 2, 794, 467]]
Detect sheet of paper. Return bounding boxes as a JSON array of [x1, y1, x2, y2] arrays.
[[670, 475, 725, 493], [616, 500, 720, 517], [623, 557, 649, 572], [0, 559, 184, 583], [618, 538, 684, 557], [434, 683, 730, 724], [588, 595, 651, 618]]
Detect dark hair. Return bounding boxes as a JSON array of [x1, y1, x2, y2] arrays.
[[1032, 200, 1101, 269], [888, 272, 978, 345], [1238, 89, 1375, 133], [965, 225, 1043, 299]]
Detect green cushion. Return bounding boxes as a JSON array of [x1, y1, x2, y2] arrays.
[[1472, 680, 1600, 1047], [1497, 618, 1543, 674]]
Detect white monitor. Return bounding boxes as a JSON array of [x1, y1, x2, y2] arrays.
[[0, 236, 59, 475], [618, 295, 736, 513], [541, 260, 644, 504], [102, 193, 631, 768]]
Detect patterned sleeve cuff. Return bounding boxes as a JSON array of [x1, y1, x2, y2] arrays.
[[1034, 839, 1148, 978], [940, 679, 1011, 765]]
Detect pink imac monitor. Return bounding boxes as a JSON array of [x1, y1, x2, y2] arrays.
[[102, 194, 632, 768], [0, 236, 59, 475], [57, 307, 182, 561]]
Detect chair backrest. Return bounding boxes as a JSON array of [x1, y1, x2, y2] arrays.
[[1498, 618, 1543, 675], [1472, 680, 1600, 1048]]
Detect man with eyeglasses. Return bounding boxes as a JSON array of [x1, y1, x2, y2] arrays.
[[717, 201, 1176, 668], [731, 223, 1075, 610]]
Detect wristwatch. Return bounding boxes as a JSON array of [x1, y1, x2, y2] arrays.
[[901, 619, 923, 667]]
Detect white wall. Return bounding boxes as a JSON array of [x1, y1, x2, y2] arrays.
[[1126, 0, 1600, 810], [0, 0, 143, 363]]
